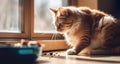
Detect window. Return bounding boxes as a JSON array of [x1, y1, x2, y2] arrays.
[[0, 0, 77, 40], [0, 0, 21, 33]]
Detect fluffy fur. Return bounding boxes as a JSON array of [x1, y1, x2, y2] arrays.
[[50, 6, 120, 55]]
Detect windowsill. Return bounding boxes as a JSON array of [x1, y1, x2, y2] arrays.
[[39, 40, 69, 51], [0, 39, 69, 51]]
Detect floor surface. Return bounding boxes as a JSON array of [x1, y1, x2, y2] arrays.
[[37, 51, 120, 64]]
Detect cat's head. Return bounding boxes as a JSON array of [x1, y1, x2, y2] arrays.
[[50, 7, 80, 33]]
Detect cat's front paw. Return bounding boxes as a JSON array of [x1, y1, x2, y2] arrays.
[[78, 47, 91, 56], [66, 49, 77, 55]]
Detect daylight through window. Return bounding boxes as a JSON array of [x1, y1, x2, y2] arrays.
[[0, 0, 22, 33]]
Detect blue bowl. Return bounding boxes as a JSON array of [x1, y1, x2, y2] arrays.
[[0, 46, 41, 63]]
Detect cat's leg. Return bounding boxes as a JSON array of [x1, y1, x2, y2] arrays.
[[66, 42, 90, 55], [66, 39, 91, 55]]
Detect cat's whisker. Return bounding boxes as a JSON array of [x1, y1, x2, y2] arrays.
[[54, 33, 57, 40], [51, 33, 55, 40], [54, 33, 57, 43]]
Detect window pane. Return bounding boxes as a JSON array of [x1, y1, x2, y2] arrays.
[[34, 0, 68, 33], [0, 0, 22, 33]]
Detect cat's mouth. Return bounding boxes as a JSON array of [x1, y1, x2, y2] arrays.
[[57, 29, 64, 32]]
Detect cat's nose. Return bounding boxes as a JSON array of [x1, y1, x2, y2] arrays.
[[57, 26, 63, 32]]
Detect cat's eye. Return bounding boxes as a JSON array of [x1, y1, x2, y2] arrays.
[[63, 22, 71, 24]]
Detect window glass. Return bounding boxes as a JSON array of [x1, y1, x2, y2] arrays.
[[0, 0, 22, 33]]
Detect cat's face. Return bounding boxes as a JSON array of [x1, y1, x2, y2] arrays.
[[50, 7, 75, 33]]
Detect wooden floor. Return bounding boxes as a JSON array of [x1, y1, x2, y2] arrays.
[[37, 51, 120, 64]]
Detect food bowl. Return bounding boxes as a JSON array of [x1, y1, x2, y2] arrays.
[[0, 46, 42, 63]]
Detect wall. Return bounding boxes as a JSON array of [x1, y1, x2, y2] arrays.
[[77, 0, 120, 19], [98, 0, 120, 19], [78, 0, 98, 9]]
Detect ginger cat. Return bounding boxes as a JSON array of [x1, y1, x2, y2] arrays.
[[50, 6, 120, 56]]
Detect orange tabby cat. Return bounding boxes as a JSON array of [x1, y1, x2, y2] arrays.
[[50, 6, 120, 55]]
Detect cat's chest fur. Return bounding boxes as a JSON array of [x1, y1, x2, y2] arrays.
[[63, 22, 85, 47], [64, 32, 80, 47]]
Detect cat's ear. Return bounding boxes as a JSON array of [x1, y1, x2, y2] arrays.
[[58, 7, 72, 17], [49, 8, 57, 14], [58, 7, 64, 13]]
